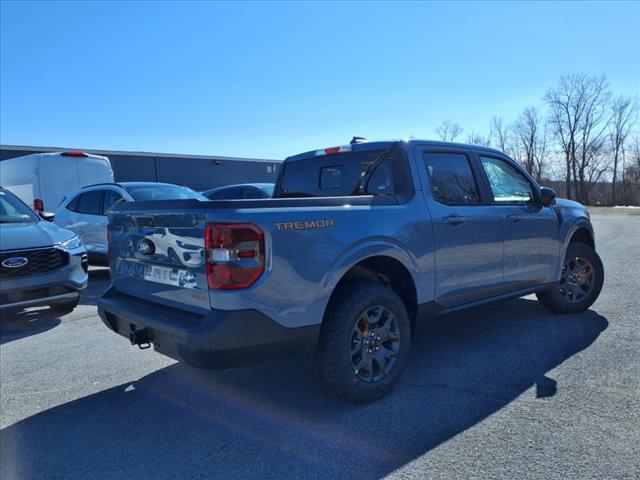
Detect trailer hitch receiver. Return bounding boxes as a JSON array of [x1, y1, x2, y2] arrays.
[[129, 326, 151, 350]]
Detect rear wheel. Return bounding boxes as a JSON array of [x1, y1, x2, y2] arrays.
[[317, 282, 412, 403], [536, 243, 604, 314]]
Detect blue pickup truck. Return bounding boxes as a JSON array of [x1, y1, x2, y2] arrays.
[[98, 140, 604, 402]]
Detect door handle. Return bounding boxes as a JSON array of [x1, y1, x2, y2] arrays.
[[443, 215, 466, 225], [505, 214, 522, 223]]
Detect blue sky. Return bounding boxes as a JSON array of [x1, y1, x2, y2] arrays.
[[1, 1, 638, 159]]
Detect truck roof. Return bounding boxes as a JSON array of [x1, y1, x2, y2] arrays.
[[285, 140, 505, 162]]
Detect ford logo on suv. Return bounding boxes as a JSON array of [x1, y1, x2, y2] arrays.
[[1, 256, 29, 268], [136, 239, 155, 256]]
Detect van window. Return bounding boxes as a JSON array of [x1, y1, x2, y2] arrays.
[[75, 190, 103, 215], [423, 152, 480, 205]]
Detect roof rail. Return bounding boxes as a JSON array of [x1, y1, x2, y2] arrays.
[[82, 182, 123, 189]]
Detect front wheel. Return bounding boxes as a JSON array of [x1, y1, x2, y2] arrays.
[[316, 282, 412, 403], [536, 243, 604, 314]]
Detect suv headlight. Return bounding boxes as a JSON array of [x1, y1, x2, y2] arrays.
[[59, 235, 83, 250]]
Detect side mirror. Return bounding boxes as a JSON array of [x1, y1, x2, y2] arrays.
[[540, 187, 556, 207], [39, 211, 56, 222]]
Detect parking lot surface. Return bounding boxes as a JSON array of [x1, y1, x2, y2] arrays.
[[1, 214, 638, 479]]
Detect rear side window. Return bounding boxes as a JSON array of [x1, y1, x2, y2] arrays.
[[103, 190, 125, 214], [243, 187, 267, 199], [423, 152, 480, 205], [75, 190, 103, 215], [210, 187, 242, 200], [66, 195, 80, 212]]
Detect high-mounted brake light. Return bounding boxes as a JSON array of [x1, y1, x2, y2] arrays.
[[61, 151, 88, 157], [315, 145, 352, 156], [205, 223, 265, 290], [33, 198, 44, 212]]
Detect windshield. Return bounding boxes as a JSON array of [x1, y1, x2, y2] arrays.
[[0, 189, 38, 224], [277, 149, 394, 198], [124, 185, 206, 201]]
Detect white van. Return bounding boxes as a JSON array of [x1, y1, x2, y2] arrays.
[[0, 151, 113, 212]]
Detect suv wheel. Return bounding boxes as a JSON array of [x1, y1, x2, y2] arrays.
[[317, 282, 412, 403], [536, 243, 604, 314]]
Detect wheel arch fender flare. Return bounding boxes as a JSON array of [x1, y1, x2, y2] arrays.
[[321, 238, 420, 293], [556, 220, 596, 279]]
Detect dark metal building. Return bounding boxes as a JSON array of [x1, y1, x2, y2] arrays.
[[0, 145, 281, 191]]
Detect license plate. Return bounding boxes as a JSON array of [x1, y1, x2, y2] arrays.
[[143, 265, 197, 289]]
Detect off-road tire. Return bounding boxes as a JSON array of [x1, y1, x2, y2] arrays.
[[317, 281, 412, 403], [536, 243, 604, 314]]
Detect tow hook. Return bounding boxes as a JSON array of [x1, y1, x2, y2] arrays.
[[129, 327, 151, 350]]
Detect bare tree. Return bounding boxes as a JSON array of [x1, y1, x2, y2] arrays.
[[608, 95, 639, 204], [489, 116, 510, 153], [576, 77, 612, 203], [511, 107, 548, 182], [544, 74, 612, 203], [622, 136, 640, 205], [465, 130, 490, 146], [435, 121, 464, 142]]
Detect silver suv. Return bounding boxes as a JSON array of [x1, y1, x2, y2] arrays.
[[0, 187, 88, 314], [54, 182, 205, 265]]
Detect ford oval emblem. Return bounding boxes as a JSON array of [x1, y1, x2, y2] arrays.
[[2, 256, 29, 268], [136, 239, 155, 256]]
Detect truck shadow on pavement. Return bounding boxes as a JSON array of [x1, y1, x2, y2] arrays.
[[0, 298, 608, 479]]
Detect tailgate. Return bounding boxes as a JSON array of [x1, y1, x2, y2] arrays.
[[108, 201, 209, 312]]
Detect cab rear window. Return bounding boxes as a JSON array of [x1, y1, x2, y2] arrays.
[[277, 149, 403, 198]]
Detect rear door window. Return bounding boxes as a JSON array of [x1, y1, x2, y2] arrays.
[[423, 152, 480, 205], [75, 190, 103, 215]]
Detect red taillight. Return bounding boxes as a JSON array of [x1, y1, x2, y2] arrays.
[[33, 198, 44, 212], [205, 223, 265, 290], [61, 151, 88, 157]]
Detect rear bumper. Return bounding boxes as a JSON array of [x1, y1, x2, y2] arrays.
[[97, 286, 320, 369]]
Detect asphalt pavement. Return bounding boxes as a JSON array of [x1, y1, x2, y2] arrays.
[[1, 214, 638, 479]]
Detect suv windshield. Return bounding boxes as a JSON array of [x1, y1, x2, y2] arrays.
[[277, 149, 395, 198], [123, 185, 205, 201], [0, 189, 38, 224]]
